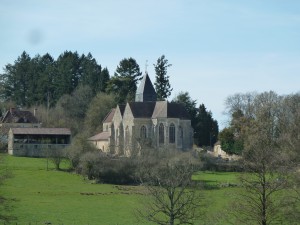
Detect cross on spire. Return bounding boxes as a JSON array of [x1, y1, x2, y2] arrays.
[[145, 60, 148, 73]]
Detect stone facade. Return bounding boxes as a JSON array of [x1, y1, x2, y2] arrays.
[[89, 74, 193, 156]]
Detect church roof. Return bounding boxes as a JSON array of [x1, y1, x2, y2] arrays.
[[135, 73, 157, 102], [88, 131, 110, 141], [102, 108, 116, 123], [152, 101, 190, 119], [118, 104, 126, 117], [126, 101, 190, 119], [167, 102, 190, 119], [128, 102, 156, 118]]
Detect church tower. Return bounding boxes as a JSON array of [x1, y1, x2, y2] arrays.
[[135, 73, 157, 102]]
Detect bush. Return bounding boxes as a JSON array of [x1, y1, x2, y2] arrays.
[[200, 153, 243, 172], [66, 135, 98, 169], [78, 153, 138, 185], [97, 158, 138, 184]]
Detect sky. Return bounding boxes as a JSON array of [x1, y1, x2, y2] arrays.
[[1, 0, 300, 129]]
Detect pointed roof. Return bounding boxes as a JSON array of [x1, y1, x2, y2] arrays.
[[152, 101, 190, 119], [135, 73, 157, 102], [88, 131, 110, 141], [127, 102, 156, 118], [1, 108, 38, 123], [102, 108, 116, 123]]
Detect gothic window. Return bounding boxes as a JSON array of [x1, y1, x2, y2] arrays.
[[125, 126, 129, 147], [116, 128, 119, 146], [169, 123, 175, 143], [140, 125, 147, 139], [159, 123, 164, 144]]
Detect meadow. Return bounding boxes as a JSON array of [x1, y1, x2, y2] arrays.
[[0, 155, 240, 224]]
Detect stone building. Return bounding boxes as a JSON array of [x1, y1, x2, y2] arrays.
[[0, 108, 71, 157], [8, 127, 71, 157], [88, 74, 193, 156]]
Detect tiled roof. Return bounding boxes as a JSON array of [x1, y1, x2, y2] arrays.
[[128, 102, 156, 118], [11, 128, 71, 135], [152, 101, 167, 118], [88, 131, 110, 141], [1, 109, 38, 123], [167, 102, 190, 119], [102, 108, 116, 123], [152, 101, 190, 119], [125, 101, 190, 119]]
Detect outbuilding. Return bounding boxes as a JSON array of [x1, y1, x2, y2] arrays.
[[8, 127, 71, 157]]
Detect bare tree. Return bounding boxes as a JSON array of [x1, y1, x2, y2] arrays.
[[227, 92, 294, 225], [137, 152, 203, 225]]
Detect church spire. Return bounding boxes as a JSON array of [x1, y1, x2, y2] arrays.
[[135, 73, 157, 102]]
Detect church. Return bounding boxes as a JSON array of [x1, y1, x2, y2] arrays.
[[88, 74, 193, 156]]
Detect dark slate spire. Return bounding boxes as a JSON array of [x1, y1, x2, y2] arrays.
[[135, 73, 157, 102]]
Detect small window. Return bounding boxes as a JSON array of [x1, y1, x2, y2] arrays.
[[140, 126, 147, 139], [159, 123, 164, 144], [169, 123, 175, 143]]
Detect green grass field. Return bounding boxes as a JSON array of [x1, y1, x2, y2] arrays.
[[0, 155, 240, 225]]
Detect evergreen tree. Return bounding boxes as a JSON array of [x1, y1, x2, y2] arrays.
[[99, 67, 110, 92], [30, 53, 57, 107], [106, 57, 142, 103], [172, 92, 197, 128], [1, 51, 32, 106], [154, 55, 172, 100], [79, 53, 107, 94], [194, 104, 218, 147], [55, 51, 81, 100]]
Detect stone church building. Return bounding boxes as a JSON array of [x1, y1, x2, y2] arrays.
[[88, 74, 193, 156]]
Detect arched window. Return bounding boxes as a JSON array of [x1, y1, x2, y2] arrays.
[[169, 123, 175, 143], [140, 125, 147, 139], [116, 128, 119, 146], [125, 126, 130, 148], [159, 123, 164, 144]]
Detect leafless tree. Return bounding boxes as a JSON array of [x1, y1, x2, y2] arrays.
[[227, 92, 296, 225], [137, 152, 204, 225]]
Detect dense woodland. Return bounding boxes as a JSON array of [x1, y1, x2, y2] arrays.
[[0, 51, 218, 146]]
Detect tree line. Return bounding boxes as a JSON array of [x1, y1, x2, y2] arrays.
[[0, 51, 109, 107], [0, 51, 219, 146]]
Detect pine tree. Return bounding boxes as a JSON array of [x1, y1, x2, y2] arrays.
[[154, 55, 172, 100], [194, 104, 218, 147], [106, 57, 142, 103], [1, 51, 32, 106]]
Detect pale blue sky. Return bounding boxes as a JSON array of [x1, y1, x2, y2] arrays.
[[1, 0, 300, 129]]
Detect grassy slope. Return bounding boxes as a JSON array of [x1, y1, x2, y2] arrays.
[[1, 155, 240, 224]]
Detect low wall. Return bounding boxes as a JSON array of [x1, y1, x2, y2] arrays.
[[9, 143, 69, 157]]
